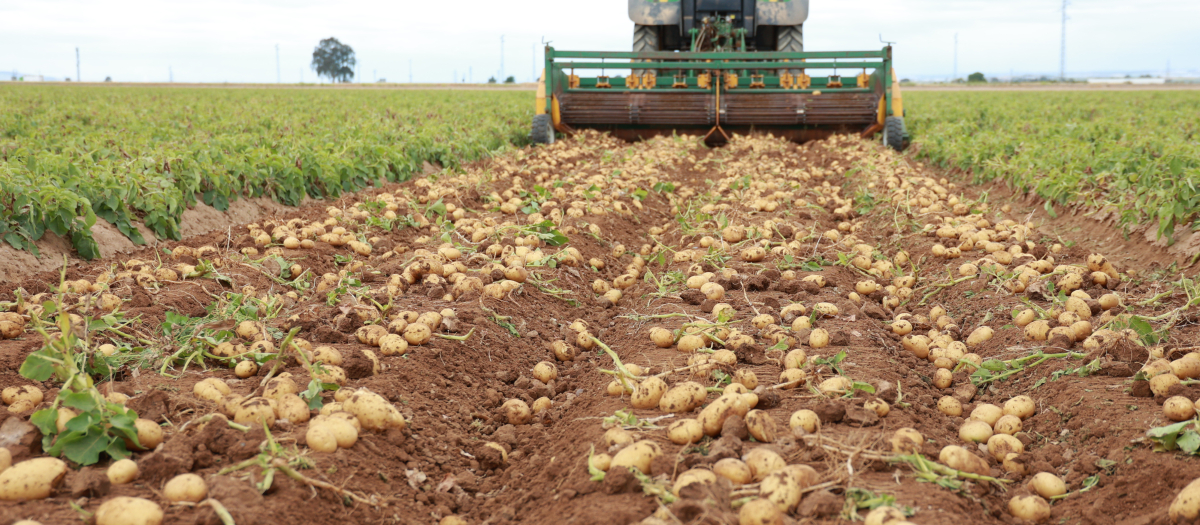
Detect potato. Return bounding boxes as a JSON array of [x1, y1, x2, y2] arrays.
[[131, 419, 163, 450], [739, 498, 783, 525], [631, 377, 668, 410], [733, 369, 759, 390], [306, 425, 338, 452], [970, 403, 1003, 426], [321, 416, 359, 448], [274, 395, 311, 424], [610, 441, 662, 473], [95, 497, 163, 525], [817, 376, 851, 395], [1151, 373, 1181, 397], [1008, 495, 1051, 522], [379, 334, 409, 356], [778, 368, 807, 389], [698, 395, 740, 436], [589, 453, 612, 472], [234, 397, 277, 428], [864, 398, 890, 417], [163, 473, 207, 503], [987, 434, 1025, 461], [745, 410, 779, 443], [659, 382, 706, 413], [891, 320, 912, 336], [236, 320, 262, 340], [937, 396, 963, 417], [759, 471, 801, 512], [864, 507, 908, 525], [531, 397, 552, 414], [649, 327, 674, 348], [933, 368, 953, 389], [791, 316, 811, 331], [532, 361, 558, 384], [234, 360, 259, 378], [743, 448, 786, 481], [501, 399, 532, 425], [192, 378, 231, 404], [403, 323, 432, 345], [788, 410, 819, 433], [813, 302, 838, 318], [343, 389, 405, 431], [806, 328, 831, 349], [939, 445, 989, 475], [1170, 477, 1200, 522], [263, 376, 299, 401], [966, 326, 994, 347], [1028, 472, 1067, 498], [701, 282, 725, 301], [959, 420, 994, 443], [604, 427, 635, 448], [713, 458, 753, 485], [0, 457, 67, 500], [1003, 395, 1036, 419], [672, 468, 717, 497], [676, 334, 705, 353], [551, 340, 576, 362], [2, 386, 43, 407], [783, 349, 807, 369], [1164, 396, 1197, 422]]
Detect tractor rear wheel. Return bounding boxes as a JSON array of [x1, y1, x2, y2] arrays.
[[632, 25, 660, 76], [883, 116, 907, 151], [530, 114, 555, 145], [776, 25, 804, 76]]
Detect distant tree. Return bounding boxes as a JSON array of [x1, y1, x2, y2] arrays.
[[967, 72, 986, 83], [311, 37, 356, 83], [487, 76, 497, 84], [65, 77, 72, 82], [504, 76, 516, 84], [104, 76, 112, 82], [376, 78, 387, 83]]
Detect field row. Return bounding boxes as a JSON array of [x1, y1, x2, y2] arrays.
[[0, 86, 531, 259]]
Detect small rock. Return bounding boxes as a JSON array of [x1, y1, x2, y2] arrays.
[[1129, 380, 1152, 398], [844, 406, 880, 427], [602, 466, 640, 494], [720, 415, 749, 441], [814, 401, 845, 423], [797, 489, 841, 517]]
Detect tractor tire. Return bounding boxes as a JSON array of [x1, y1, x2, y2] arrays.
[[632, 24, 660, 76], [776, 25, 804, 76], [883, 116, 907, 151], [530, 114, 555, 145]]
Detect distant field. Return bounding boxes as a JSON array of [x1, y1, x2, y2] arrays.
[[906, 90, 1200, 239], [0, 85, 531, 258]]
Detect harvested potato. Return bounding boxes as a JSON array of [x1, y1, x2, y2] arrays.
[[778, 368, 807, 389], [320, 416, 359, 448], [343, 389, 405, 431], [864, 398, 890, 417], [993, 414, 1022, 435], [306, 425, 338, 452], [970, 403, 1003, 426], [589, 453, 612, 472], [676, 334, 705, 353], [817, 376, 851, 395], [0, 457, 67, 500], [1003, 395, 1036, 419], [987, 434, 1024, 461], [783, 349, 807, 369], [604, 427, 634, 448], [759, 470, 801, 512], [649, 327, 674, 348], [234, 360, 259, 378], [610, 441, 662, 473], [234, 397, 277, 428], [274, 395, 311, 424], [532, 361, 558, 384], [163, 473, 207, 503], [937, 396, 963, 417], [630, 376, 667, 410], [192, 378, 231, 404], [1008, 494, 1051, 522], [502, 399, 532, 425], [743, 448, 786, 481], [95, 497, 163, 525], [531, 397, 552, 414], [745, 410, 779, 442], [733, 369, 758, 390], [789, 410, 819, 433], [659, 382, 706, 413], [132, 419, 163, 450], [809, 328, 830, 348], [1170, 477, 1200, 522], [1164, 396, 1197, 422], [379, 334, 409, 356], [1, 386, 43, 407], [739, 498, 783, 525], [698, 395, 740, 436], [959, 420, 994, 443], [713, 458, 753, 485], [938, 445, 989, 475], [403, 323, 432, 345], [891, 428, 923, 454], [672, 468, 717, 497], [1028, 472, 1067, 498], [864, 506, 908, 525], [263, 376, 299, 401]]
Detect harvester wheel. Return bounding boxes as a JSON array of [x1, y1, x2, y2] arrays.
[[776, 25, 804, 76], [531, 114, 555, 145], [883, 116, 907, 151], [632, 25, 660, 76]]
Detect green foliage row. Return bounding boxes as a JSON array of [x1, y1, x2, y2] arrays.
[[906, 90, 1200, 241], [0, 86, 532, 258]]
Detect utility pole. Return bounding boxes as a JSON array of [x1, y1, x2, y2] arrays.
[[275, 44, 281, 83], [169, 66, 173, 82], [500, 35, 505, 80], [1060, 0, 1069, 81], [952, 33, 958, 82], [75, 47, 80, 82]]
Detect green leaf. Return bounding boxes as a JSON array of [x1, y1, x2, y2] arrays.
[[980, 359, 1007, 372], [1179, 430, 1200, 454], [57, 427, 114, 466], [18, 348, 60, 381], [29, 408, 59, 436]]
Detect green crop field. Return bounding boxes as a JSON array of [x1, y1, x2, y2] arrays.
[[0, 86, 532, 259], [906, 90, 1200, 240]]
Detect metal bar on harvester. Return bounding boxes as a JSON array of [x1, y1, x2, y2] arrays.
[[553, 50, 888, 60], [544, 46, 554, 113], [565, 87, 873, 94], [883, 46, 892, 117], [556, 61, 886, 70]]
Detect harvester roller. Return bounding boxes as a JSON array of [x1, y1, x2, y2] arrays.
[[532, 0, 907, 150]]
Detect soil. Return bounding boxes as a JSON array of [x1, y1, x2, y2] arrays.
[[1, 132, 1197, 525]]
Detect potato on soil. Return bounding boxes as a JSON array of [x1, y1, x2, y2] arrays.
[[1003, 395, 1036, 419], [759, 470, 801, 511], [589, 453, 612, 472], [610, 441, 662, 473], [0, 457, 67, 500], [1, 386, 42, 408], [236, 320, 263, 340], [714, 458, 753, 485], [987, 434, 1024, 461], [531, 397, 552, 414], [937, 396, 963, 416], [193, 378, 231, 403], [959, 420, 994, 443], [502, 399, 532, 425], [698, 395, 740, 436], [234, 397, 277, 428], [864, 507, 908, 525], [532, 361, 558, 383], [604, 427, 634, 448], [783, 349, 807, 369], [672, 468, 717, 496], [1164, 396, 1196, 422], [344, 389, 405, 431], [306, 425, 338, 452], [676, 334, 705, 353], [743, 448, 786, 481], [745, 410, 779, 442], [970, 403, 1003, 426], [95, 497, 163, 525], [403, 323, 432, 345], [274, 394, 311, 424], [631, 376, 668, 409], [739, 498, 783, 525], [659, 382, 706, 413], [890, 428, 923, 454], [379, 334, 409, 356], [789, 410, 819, 433], [1028, 472, 1067, 498], [778, 369, 807, 389], [939, 445, 989, 475], [864, 398, 890, 417], [1170, 477, 1200, 521], [234, 360, 259, 378], [649, 327, 674, 348], [1008, 494, 1051, 522], [0, 448, 9, 473], [163, 473, 207, 503], [130, 418, 164, 450]]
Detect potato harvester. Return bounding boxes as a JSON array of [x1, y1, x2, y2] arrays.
[[532, 0, 906, 149]]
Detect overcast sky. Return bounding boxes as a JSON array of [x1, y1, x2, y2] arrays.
[[2, 0, 1197, 83]]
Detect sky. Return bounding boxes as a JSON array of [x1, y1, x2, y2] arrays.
[[1, 0, 1197, 83]]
